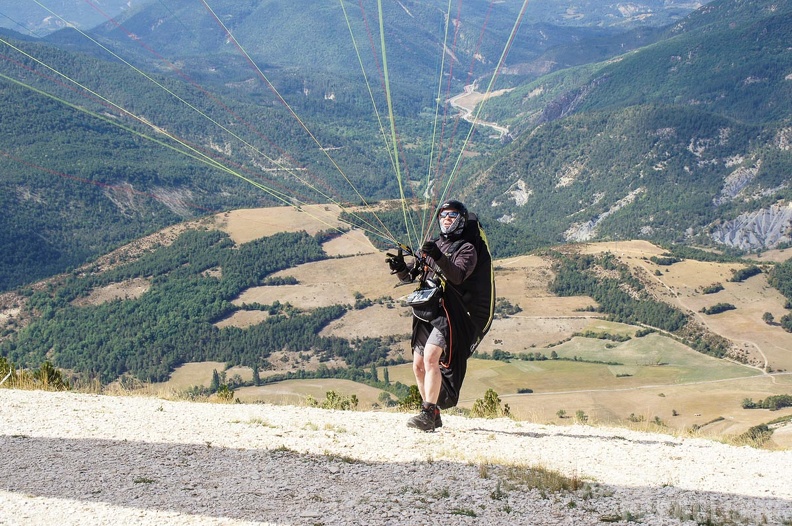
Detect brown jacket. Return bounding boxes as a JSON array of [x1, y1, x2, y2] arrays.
[[398, 237, 477, 286]]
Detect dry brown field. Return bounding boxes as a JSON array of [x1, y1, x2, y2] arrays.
[[154, 209, 792, 447], [584, 241, 792, 372], [233, 378, 387, 407]]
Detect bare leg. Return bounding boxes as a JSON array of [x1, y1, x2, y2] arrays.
[[408, 343, 444, 431], [422, 343, 443, 404], [412, 343, 443, 403], [412, 350, 427, 401]]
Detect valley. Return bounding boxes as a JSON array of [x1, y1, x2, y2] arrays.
[[2, 0, 792, 453], [141, 206, 792, 449]]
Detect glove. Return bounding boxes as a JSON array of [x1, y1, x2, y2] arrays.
[[421, 240, 443, 260], [385, 248, 407, 274]]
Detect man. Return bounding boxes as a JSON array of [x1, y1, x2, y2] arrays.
[[387, 200, 482, 431]]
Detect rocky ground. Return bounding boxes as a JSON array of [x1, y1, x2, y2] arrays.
[[1, 389, 791, 525]]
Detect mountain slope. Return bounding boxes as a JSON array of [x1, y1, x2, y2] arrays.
[[0, 0, 145, 35], [0, 32, 403, 291], [464, 0, 792, 254], [1, 0, 788, 293]]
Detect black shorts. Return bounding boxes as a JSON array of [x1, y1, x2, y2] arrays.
[[413, 322, 447, 355]]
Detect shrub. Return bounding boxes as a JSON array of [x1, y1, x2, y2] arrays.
[[215, 384, 235, 403], [33, 361, 70, 391], [471, 389, 511, 418], [378, 391, 396, 407], [398, 385, 423, 411], [307, 390, 359, 410], [735, 424, 773, 447], [494, 297, 522, 318], [729, 265, 761, 282], [742, 394, 792, 410], [650, 256, 681, 266], [701, 283, 724, 294], [700, 303, 736, 315]]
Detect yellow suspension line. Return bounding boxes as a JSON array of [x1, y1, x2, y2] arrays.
[[21, 2, 393, 243], [0, 69, 392, 247], [25, 2, 383, 236], [339, 0, 398, 182], [200, 0, 401, 246], [339, 0, 422, 249], [422, 0, 455, 242], [375, 0, 418, 251]]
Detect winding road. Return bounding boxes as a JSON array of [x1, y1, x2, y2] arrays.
[[447, 83, 511, 138]]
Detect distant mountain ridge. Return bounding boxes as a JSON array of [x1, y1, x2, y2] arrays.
[[0, 0, 145, 36], [1, 0, 791, 293]]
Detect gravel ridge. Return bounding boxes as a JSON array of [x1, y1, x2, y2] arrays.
[[1, 389, 790, 525]]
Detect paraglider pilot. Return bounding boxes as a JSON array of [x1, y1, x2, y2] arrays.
[[386, 200, 483, 431]]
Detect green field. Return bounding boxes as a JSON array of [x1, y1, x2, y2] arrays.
[[380, 331, 759, 398], [157, 331, 791, 447]]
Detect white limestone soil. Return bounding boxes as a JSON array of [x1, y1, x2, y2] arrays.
[[1, 389, 791, 525]]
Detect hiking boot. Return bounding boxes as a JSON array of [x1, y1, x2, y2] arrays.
[[407, 408, 437, 431]]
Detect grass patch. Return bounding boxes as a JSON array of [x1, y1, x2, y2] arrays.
[[668, 501, 764, 525], [501, 464, 587, 496]]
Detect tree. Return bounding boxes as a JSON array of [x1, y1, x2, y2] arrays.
[[210, 369, 221, 392], [762, 312, 774, 325]]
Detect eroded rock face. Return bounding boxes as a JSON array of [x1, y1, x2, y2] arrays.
[[711, 203, 792, 250]]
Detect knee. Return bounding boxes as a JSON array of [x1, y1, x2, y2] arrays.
[[423, 349, 442, 372], [424, 359, 440, 373], [413, 359, 425, 376]]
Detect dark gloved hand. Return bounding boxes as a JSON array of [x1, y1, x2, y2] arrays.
[[385, 248, 407, 274], [421, 240, 443, 260]]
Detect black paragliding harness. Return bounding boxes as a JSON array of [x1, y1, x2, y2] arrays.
[[389, 242, 445, 323]]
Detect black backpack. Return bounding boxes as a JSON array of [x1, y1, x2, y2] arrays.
[[444, 212, 495, 350]]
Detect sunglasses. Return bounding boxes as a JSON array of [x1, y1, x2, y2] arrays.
[[438, 210, 460, 219]]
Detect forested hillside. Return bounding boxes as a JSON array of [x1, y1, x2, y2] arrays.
[[2, 0, 791, 295], [467, 0, 792, 254], [0, 229, 398, 383], [0, 33, 410, 291]]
